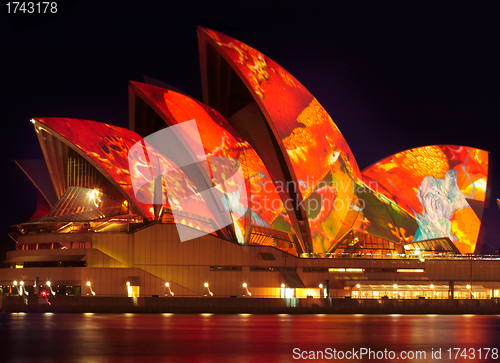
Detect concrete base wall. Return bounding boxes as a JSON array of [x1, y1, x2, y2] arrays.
[[3, 296, 500, 314]]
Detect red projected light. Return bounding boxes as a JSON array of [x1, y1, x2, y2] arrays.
[[129, 82, 294, 240]]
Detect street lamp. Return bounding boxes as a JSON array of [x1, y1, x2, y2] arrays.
[[242, 283, 251, 297], [86, 281, 95, 296], [280, 283, 286, 298], [466, 284, 472, 299], [126, 281, 134, 297], [165, 282, 174, 296], [204, 282, 213, 296], [318, 283, 324, 298], [46, 281, 55, 295], [429, 284, 435, 299], [355, 284, 361, 299]]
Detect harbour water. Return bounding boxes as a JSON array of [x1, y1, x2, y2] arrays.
[[1, 313, 499, 362]]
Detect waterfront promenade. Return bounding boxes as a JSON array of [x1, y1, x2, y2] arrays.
[[3, 296, 500, 314]]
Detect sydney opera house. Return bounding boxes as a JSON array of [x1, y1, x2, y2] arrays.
[[1, 27, 499, 300]]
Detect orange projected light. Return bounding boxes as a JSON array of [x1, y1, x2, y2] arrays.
[[130, 82, 295, 240], [26, 30, 489, 257], [35, 118, 217, 227], [199, 28, 363, 253], [198, 29, 490, 255], [362, 145, 488, 254], [36, 118, 155, 219]]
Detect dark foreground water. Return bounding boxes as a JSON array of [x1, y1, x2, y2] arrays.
[[1, 313, 500, 362]]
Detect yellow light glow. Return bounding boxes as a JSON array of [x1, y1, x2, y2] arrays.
[[393, 284, 398, 289], [126, 281, 130, 287], [474, 178, 487, 191], [430, 284, 434, 289], [204, 282, 209, 287], [303, 289, 317, 298], [319, 284, 323, 288], [20, 281, 24, 286], [89, 189, 101, 207], [466, 284, 471, 289], [281, 283, 285, 288], [46, 281, 51, 287], [397, 269, 424, 273], [165, 282, 169, 287], [467, 179, 486, 192], [329, 268, 364, 273], [86, 281, 91, 286], [356, 284, 361, 289], [13, 280, 17, 286], [242, 283, 247, 288]]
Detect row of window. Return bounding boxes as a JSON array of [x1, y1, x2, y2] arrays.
[[210, 266, 242, 271], [405, 239, 451, 252], [341, 233, 398, 250], [210, 266, 297, 272], [351, 290, 492, 299], [17, 241, 91, 251], [1, 285, 81, 296], [8, 261, 86, 268], [209, 266, 425, 273], [303, 267, 425, 273]]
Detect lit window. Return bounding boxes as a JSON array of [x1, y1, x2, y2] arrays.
[[396, 269, 424, 273], [280, 287, 294, 298], [328, 268, 364, 272]]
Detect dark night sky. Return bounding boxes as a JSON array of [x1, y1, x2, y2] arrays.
[[1, 1, 499, 259]]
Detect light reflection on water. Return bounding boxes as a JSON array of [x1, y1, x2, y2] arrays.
[[0, 313, 499, 362]]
